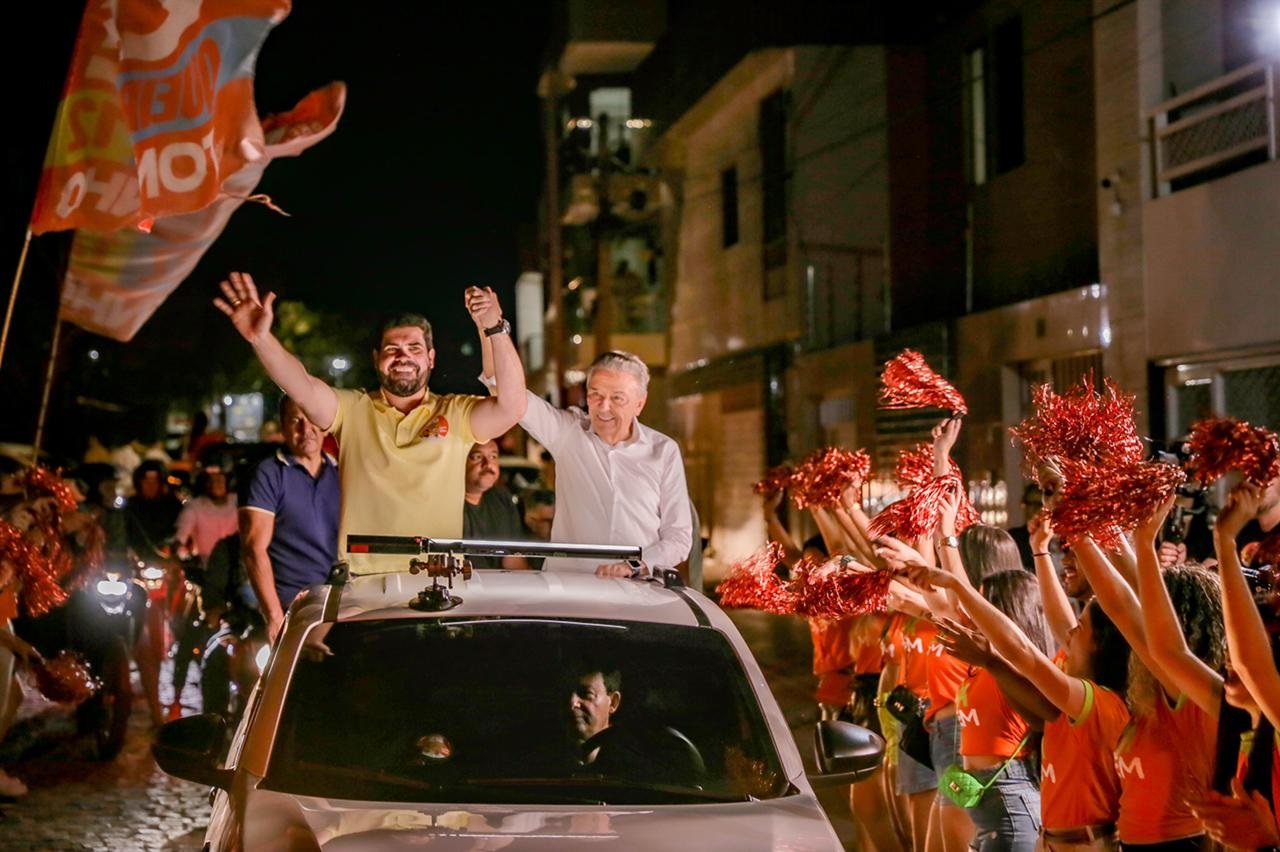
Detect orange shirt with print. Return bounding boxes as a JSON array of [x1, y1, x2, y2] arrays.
[[899, 616, 935, 700], [1114, 692, 1216, 843], [956, 667, 1031, 758], [851, 615, 886, 675], [924, 632, 969, 722], [1041, 679, 1130, 830], [810, 617, 855, 706]]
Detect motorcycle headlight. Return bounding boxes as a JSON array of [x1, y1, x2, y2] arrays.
[[255, 644, 271, 675], [96, 579, 128, 598]]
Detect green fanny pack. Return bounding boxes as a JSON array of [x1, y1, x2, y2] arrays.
[[940, 732, 1031, 808]]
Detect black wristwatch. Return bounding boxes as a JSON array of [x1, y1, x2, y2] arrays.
[[483, 318, 511, 337]]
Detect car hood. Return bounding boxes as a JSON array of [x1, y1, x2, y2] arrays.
[[246, 789, 842, 850]]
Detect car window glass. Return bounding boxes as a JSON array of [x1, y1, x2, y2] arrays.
[[261, 618, 789, 805]]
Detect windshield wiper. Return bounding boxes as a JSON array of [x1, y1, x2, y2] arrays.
[[463, 776, 751, 803]]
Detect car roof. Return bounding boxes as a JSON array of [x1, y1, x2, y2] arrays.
[[330, 570, 704, 628]]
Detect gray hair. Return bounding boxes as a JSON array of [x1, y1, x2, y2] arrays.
[[586, 351, 650, 393]]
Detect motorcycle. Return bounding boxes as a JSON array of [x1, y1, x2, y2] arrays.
[[200, 599, 268, 726], [19, 553, 148, 759]]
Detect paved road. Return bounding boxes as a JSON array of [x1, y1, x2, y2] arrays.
[[1, 611, 857, 851]]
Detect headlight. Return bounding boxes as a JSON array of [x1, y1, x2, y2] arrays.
[[140, 566, 165, 582], [96, 579, 129, 597], [255, 644, 270, 674]]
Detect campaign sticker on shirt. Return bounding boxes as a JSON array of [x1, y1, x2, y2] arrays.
[[422, 415, 450, 439]]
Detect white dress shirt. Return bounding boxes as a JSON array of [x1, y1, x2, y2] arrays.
[[520, 391, 693, 573]]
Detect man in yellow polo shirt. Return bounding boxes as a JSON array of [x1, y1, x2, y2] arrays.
[[214, 271, 527, 574]]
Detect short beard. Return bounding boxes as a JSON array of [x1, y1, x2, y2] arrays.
[[379, 367, 428, 398]]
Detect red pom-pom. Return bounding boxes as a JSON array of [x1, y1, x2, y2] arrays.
[[22, 466, 80, 514], [793, 557, 890, 617], [34, 651, 99, 704], [1010, 376, 1143, 472], [753, 464, 795, 497], [1187, 417, 1280, 486], [715, 543, 800, 614], [1051, 459, 1187, 549], [0, 521, 68, 618], [867, 474, 975, 541], [790, 447, 872, 509], [879, 349, 968, 416]]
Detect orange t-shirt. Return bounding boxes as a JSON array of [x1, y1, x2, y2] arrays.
[[0, 587, 17, 622], [899, 616, 934, 699], [879, 613, 906, 687], [1114, 692, 1216, 843], [956, 667, 1030, 759], [851, 615, 886, 675], [1041, 679, 1130, 830], [924, 632, 969, 721], [810, 617, 855, 706]]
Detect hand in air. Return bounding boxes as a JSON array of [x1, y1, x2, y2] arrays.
[[214, 271, 276, 344]]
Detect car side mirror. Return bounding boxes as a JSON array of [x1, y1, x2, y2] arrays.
[[808, 721, 885, 787], [153, 713, 233, 790]]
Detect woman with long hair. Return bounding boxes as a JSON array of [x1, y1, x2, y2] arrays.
[[893, 537, 1133, 851]]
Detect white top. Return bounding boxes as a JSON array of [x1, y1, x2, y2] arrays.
[[520, 391, 693, 573]]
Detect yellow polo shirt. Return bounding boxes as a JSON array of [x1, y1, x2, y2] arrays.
[[329, 388, 481, 575]]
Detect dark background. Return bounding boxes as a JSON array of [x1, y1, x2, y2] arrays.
[[0, 1, 549, 454]]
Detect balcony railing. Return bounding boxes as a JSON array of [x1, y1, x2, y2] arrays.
[[1149, 60, 1277, 197]]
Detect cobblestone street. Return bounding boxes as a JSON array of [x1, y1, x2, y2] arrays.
[[0, 609, 854, 851], [0, 661, 207, 851]]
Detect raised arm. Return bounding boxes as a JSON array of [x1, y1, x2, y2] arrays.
[[214, 272, 338, 431], [1133, 495, 1222, 717], [1072, 534, 1183, 701], [763, 489, 803, 568], [1215, 482, 1280, 730], [464, 287, 527, 442], [1030, 514, 1077, 649], [935, 616, 1056, 725], [902, 564, 1083, 720]]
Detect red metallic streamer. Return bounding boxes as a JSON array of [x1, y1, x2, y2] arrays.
[[879, 349, 968, 416], [715, 543, 800, 614], [0, 521, 67, 618], [1186, 417, 1280, 487], [867, 473, 973, 541], [793, 556, 891, 617], [34, 652, 99, 704], [790, 447, 872, 509], [1051, 459, 1187, 550], [753, 464, 795, 497], [1010, 376, 1143, 473]]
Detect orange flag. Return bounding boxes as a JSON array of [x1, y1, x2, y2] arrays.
[[30, 0, 291, 235], [59, 82, 346, 341]]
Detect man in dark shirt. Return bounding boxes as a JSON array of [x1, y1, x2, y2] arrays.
[[120, 460, 182, 558], [463, 439, 529, 569], [242, 397, 341, 641]]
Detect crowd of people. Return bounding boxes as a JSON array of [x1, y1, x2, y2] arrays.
[[758, 415, 1280, 851]]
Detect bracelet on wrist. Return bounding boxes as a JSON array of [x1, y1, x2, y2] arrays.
[[1033, 551, 1050, 558]]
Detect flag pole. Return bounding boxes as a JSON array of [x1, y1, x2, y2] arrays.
[[0, 228, 33, 372], [31, 310, 65, 462]]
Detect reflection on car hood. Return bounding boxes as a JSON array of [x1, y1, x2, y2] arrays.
[[269, 791, 841, 850]]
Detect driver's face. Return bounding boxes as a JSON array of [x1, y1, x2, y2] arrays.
[[569, 672, 618, 742]]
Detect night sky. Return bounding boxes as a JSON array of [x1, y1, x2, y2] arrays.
[[1, 2, 549, 451]]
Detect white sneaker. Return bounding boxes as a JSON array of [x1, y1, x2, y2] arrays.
[[0, 770, 28, 798]]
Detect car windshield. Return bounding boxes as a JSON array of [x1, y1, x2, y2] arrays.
[[262, 618, 791, 805]]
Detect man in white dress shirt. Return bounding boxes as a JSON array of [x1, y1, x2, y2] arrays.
[[485, 350, 692, 577]]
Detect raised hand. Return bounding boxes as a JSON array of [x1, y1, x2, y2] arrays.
[[1216, 481, 1265, 539], [213, 271, 276, 344], [898, 561, 956, 593], [935, 616, 994, 668], [874, 535, 928, 572], [465, 286, 502, 329], [1134, 493, 1176, 544], [1028, 512, 1053, 554]]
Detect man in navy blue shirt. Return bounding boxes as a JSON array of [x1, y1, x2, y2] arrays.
[[242, 396, 341, 641]]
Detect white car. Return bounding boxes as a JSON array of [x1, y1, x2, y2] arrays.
[[154, 547, 882, 850]]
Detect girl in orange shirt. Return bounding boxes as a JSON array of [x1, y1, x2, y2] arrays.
[[894, 545, 1133, 851]]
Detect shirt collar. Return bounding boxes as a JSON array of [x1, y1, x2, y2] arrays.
[[376, 387, 435, 413], [277, 448, 337, 468]]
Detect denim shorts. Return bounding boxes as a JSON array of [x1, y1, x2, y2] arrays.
[[965, 758, 1042, 852], [929, 713, 962, 806], [889, 718, 938, 795]]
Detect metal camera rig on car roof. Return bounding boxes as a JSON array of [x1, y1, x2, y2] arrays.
[[337, 535, 682, 612]]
